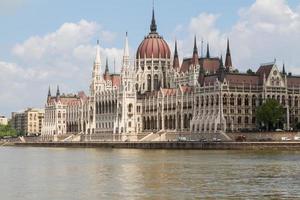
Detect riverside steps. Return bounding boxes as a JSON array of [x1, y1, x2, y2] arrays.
[[12, 141, 300, 150]]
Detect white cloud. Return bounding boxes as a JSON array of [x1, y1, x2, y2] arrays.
[[0, 20, 123, 116], [175, 0, 300, 73]]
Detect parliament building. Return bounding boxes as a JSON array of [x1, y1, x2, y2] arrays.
[[41, 9, 300, 141]]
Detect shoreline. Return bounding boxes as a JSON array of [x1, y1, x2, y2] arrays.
[[6, 141, 300, 150]]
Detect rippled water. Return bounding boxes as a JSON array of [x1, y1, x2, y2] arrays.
[[0, 147, 300, 199]]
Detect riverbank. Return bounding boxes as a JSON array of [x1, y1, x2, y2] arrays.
[[9, 141, 300, 150]]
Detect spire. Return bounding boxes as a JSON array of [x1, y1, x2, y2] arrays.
[[193, 35, 198, 54], [105, 57, 109, 74], [225, 38, 232, 69], [95, 40, 101, 64], [218, 55, 226, 82], [174, 39, 178, 57], [122, 32, 130, 70], [150, 7, 157, 33], [173, 40, 180, 69], [206, 43, 210, 58], [282, 63, 286, 75], [48, 86, 51, 97], [92, 40, 101, 80], [56, 85, 60, 97], [220, 55, 224, 68], [192, 36, 199, 66]]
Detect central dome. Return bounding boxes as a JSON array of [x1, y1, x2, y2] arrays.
[[136, 9, 171, 59]]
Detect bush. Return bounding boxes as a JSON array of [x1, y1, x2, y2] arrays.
[[0, 124, 18, 138]]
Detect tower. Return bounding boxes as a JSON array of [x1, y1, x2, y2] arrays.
[[135, 8, 171, 93], [116, 32, 138, 140]]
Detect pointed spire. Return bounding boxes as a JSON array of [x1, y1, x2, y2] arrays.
[[56, 85, 60, 97], [282, 63, 286, 75], [173, 40, 180, 69], [95, 40, 101, 65], [220, 55, 224, 67], [122, 32, 130, 70], [193, 35, 198, 54], [150, 7, 157, 33], [225, 38, 232, 69], [105, 57, 109, 74], [192, 36, 199, 66], [218, 55, 226, 82], [48, 86, 51, 97], [174, 39, 178, 57], [206, 43, 210, 58]]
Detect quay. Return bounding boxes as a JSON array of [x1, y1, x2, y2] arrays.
[[11, 141, 300, 150]]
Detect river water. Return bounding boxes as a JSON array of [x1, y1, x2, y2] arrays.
[[0, 147, 299, 200]]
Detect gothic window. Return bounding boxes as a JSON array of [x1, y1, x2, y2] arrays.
[[128, 104, 133, 113], [154, 74, 159, 90], [223, 95, 227, 106], [230, 94, 234, 106], [147, 75, 151, 91], [245, 95, 249, 106], [237, 95, 242, 106]]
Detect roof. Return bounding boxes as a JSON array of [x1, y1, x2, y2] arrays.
[[180, 57, 220, 73]]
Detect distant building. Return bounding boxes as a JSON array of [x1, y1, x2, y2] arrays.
[[11, 111, 25, 134], [24, 108, 45, 135], [11, 108, 44, 135], [0, 116, 8, 126]]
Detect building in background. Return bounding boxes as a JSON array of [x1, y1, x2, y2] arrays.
[[0, 116, 8, 126], [11, 108, 44, 135], [24, 108, 45, 135]]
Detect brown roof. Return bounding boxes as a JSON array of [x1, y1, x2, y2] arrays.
[[287, 76, 300, 87], [136, 33, 170, 59], [103, 74, 121, 87], [225, 73, 260, 86], [180, 57, 220, 73]]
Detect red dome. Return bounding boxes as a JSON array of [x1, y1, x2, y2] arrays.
[[136, 33, 171, 59]]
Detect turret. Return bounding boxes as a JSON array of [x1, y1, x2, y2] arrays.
[[48, 86, 51, 98], [122, 32, 130, 71], [225, 38, 232, 70], [173, 40, 180, 69], [93, 40, 101, 80], [282, 63, 286, 75], [192, 36, 199, 66], [206, 43, 210, 58], [218, 55, 226, 82], [56, 85, 60, 101]]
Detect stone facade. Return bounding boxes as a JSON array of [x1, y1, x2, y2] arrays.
[[41, 9, 300, 141]]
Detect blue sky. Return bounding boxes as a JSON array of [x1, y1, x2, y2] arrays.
[[1, 0, 300, 116]]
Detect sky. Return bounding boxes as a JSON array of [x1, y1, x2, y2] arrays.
[[1, 0, 300, 116]]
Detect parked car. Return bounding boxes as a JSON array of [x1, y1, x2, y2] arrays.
[[177, 137, 187, 142], [235, 135, 246, 142], [276, 129, 284, 132], [294, 136, 300, 141], [212, 138, 222, 142], [281, 137, 291, 141]]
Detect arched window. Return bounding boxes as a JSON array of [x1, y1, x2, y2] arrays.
[[147, 75, 151, 91], [154, 74, 159, 90], [128, 104, 133, 113]]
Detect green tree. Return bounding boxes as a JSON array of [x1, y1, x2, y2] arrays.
[[0, 124, 18, 138], [246, 69, 255, 75], [256, 99, 284, 131]]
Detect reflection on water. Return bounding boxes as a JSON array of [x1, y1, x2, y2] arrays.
[[0, 147, 300, 199]]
